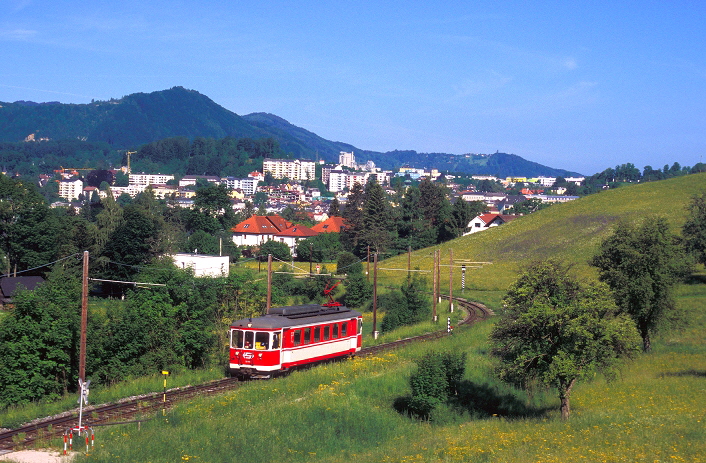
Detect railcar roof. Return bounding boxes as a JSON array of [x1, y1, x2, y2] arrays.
[[231, 304, 362, 330]]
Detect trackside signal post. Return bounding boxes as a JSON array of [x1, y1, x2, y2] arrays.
[[162, 370, 170, 416]]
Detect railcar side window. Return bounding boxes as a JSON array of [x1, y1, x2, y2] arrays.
[[333, 323, 339, 338], [314, 326, 320, 342], [304, 328, 311, 344], [272, 333, 280, 349], [342, 322, 348, 337], [244, 331, 254, 349], [255, 332, 269, 350], [324, 325, 330, 341], [293, 330, 301, 346]]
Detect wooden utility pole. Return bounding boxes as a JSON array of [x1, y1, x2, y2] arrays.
[[366, 245, 370, 282], [449, 249, 454, 312], [79, 251, 88, 384], [407, 245, 411, 279], [372, 253, 379, 339], [432, 250, 438, 322], [266, 254, 272, 313]]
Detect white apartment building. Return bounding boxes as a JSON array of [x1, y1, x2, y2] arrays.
[[58, 179, 84, 201], [536, 177, 557, 187], [178, 175, 220, 188], [327, 170, 391, 192], [221, 177, 259, 195], [339, 151, 356, 168], [129, 173, 175, 186], [263, 158, 316, 181], [110, 184, 148, 198], [328, 170, 348, 193]]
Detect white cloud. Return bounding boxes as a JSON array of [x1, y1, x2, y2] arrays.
[[564, 57, 578, 70], [0, 28, 37, 40]]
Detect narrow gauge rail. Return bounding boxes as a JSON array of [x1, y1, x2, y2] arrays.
[[359, 296, 493, 357], [0, 377, 240, 453], [0, 296, 492, 454]]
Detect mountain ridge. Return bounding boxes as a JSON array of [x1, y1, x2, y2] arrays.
[[0, 87, 583, 177]]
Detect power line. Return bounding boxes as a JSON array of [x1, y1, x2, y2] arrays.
[[0, 252, 82, 278]]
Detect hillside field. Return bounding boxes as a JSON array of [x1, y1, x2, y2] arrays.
[[64, 174, 706, 463]]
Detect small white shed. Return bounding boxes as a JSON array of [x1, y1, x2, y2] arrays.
[[172, 254, 230, 277]]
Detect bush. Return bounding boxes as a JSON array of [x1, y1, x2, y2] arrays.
[[336, 251, 363, 275], [405, 350, 467, 420], [343, 272, 372, 309], [380, 290, 408, 331], [259, 239, 291, 261]]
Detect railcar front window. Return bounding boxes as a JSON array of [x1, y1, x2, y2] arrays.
[[255, 332, 269, 350], [244, 331, 254, 349], [272, 333, 280, 349]]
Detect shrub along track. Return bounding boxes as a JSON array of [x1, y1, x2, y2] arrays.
[[0, 296, 492, 454]]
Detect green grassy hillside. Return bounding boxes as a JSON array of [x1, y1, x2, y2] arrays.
[[378, 173, 706, 294]]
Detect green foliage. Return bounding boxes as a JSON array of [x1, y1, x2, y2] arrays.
[[301, 266, 334, 303], [336, 251, 363, 275], [259, 239, 291, 261], [0, 174, 61, 274], [682, 191, 706, 265], [406, 350, 467, 420], [193, 183, 232, 217], [591, 217, 693, 351], [295, 233, 342, 262], [490, 260, 642, 419], [361, 180, 397, 254], [99, 203, 163, 283], [0, 269, 82, 407], [340, 182, 365, 255], [381, 273, 431, 332], [380, 290, 408, 332], [450, 198, 486, 238], [185, 230, 219, 255], [342, 272, 372, 309]]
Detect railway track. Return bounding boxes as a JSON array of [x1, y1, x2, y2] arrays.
[[359, 296, 493, 357], [0, 377, 241, 453], [0, 296, 492, 454]]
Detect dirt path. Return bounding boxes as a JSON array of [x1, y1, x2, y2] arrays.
[[0, 450, 74, 463]]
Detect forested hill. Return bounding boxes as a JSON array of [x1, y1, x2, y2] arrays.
[[0, 87, 268, 148], [0, 87, 582, 177]]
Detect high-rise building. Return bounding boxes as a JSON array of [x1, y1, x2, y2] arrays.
[[339, 151, 356, 168]]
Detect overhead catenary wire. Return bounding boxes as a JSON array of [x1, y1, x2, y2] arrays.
[[0, 252, 83, 278]]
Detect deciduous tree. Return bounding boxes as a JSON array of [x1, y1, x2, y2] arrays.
[[490, 260, 641, 420], [683, 191, 706, 265], [590, 218, 692, 351]]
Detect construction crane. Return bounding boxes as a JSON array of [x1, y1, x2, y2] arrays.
[[53, 166, 93, 176]]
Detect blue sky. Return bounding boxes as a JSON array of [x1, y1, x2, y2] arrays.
[[2, 1, 705, 175]]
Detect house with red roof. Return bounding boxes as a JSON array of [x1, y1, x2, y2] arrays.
[[311, 216, 347, 234], [274, 224, 319, 255], [231, 215, 293, 247], [465, 213, 519, 235]]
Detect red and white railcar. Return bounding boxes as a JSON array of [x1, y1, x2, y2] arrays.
[[229, 304, 362, 378]]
